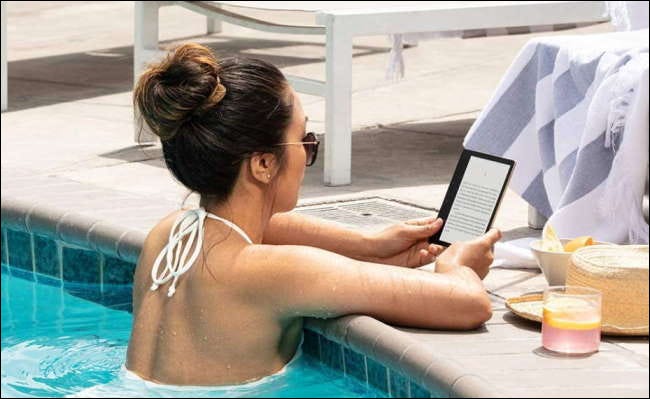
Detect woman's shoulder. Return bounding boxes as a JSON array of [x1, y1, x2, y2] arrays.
[[151, 209, 186, 233], [142, 209, 186, 250]]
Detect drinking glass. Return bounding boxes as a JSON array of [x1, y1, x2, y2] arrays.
[[542, 286, 602, 354]]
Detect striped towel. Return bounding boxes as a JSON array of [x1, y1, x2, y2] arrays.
[[464, 29, 649, 245]]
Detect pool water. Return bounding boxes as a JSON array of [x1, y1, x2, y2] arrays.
[[1, 268, 385, 398]]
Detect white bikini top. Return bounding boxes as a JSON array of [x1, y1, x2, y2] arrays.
[[150, 207, 253, 297]]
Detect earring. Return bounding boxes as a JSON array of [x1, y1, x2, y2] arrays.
[[267, 174, 271, 180]]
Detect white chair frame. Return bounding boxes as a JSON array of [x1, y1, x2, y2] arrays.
[[133, 1, 609, 186]]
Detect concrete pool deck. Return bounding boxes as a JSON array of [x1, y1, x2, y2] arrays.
[[1, 2, 647, 397]]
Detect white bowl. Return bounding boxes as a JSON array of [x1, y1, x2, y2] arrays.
[[529, 239, 609, 286]]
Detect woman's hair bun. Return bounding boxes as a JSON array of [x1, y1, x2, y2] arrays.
[[134, 43, 226, 140]]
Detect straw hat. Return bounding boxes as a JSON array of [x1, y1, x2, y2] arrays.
[[566, 245, 648, 335], [506, 245, 648, 336]]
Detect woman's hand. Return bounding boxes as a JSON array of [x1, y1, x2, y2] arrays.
[[364, 217, 446, 268], [435, 228, 502, 279]]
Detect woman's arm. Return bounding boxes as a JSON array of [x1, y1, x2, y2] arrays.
[[262, 212, 374, 260], [239, 229, 501, 330], [262, 212, 443, 267]]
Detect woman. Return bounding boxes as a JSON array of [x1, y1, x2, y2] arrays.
[[126, 43, 501, 386]]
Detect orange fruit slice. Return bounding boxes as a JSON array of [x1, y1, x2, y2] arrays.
[[563, 236, 594, 252], [543, 312, 601, 330], [543, 297, 600, 330]]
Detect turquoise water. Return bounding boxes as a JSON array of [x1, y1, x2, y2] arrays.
[[1, 268, 385, 398]]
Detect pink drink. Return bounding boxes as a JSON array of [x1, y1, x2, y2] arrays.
[[542, 322, 600, 354], [542, 286, 602, 355]]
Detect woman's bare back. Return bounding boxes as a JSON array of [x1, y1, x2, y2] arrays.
[[125, 211, 302, 385]]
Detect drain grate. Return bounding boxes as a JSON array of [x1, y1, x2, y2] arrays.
[[294, 198, 436, 229]]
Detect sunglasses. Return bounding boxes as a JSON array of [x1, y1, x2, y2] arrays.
[[275, 132, 320, 166]]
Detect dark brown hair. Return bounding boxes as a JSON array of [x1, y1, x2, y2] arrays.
[[134, 43, 293, 203]]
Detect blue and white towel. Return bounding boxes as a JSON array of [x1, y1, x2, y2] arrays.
[[464, 29, 649, 245]]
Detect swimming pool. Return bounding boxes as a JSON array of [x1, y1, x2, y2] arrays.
[[0, 266, 386, 398]]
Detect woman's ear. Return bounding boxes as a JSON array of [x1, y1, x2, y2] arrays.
[[249, 152, 278, 184]]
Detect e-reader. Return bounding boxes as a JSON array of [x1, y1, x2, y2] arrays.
[[429, 149, 515, 247]]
